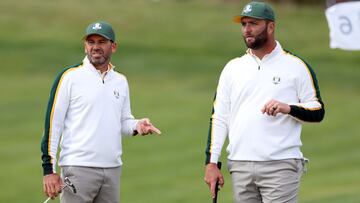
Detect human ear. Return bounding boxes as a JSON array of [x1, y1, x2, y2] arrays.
[[111, 42, 117, 53], [267, 22, 275, 34]]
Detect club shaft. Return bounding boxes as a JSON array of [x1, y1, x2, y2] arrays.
[[213, 182, 219, 203], [42, 184, 67, 203], [213, 196, 218, 203], [43, 197, 51, 203]]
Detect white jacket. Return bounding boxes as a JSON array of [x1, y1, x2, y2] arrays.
[[41, 57, 138, 175], [206, 42, 324, 164]]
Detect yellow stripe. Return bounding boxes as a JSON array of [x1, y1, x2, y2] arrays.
[[209, 99, 217, 159], [284, 51, 318, 101], [47, 65, 82, 167], [294, 105, 322, 111]]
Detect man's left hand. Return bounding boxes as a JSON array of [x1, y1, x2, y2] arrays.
[[261, 99, 291, 116]]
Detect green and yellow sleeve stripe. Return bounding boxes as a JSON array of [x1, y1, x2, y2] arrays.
[[41, 63, 82, 175], [205, 93, 217, 165], [285, 50, 325, 122]]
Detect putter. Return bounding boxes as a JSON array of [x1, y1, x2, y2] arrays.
[[43, 177, 76, 203], [212, 162, 222, 203]]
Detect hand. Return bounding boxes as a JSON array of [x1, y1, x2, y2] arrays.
[[43, 173, 62, 199], [136, 118, 161, 135], [261, 99, 290, 116], [204, 163, 224, 198]]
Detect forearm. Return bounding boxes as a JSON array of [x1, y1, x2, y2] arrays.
[[41, 123, 62, 175], [289, 100, 325, 122], [205, 66, 230, 164], [205, 117, 228, 164], [121, 118, 139, 136], [41, 69, 70, 175]]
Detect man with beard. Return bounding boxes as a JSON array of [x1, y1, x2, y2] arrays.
[[41, 21, 161, 203], [204, 2, 324, 203]]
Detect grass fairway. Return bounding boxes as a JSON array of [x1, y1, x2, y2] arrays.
[[0, 0, 359, 202]]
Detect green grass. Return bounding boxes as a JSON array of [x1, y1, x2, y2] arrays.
[[0, 0, 359, 202]]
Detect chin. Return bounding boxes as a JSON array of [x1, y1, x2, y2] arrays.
[[91, 60, 105, 65], [246, 43, 256, 49]]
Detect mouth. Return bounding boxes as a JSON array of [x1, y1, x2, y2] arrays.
[[91, 52, 103, 58], [245, 36, 255, 43]]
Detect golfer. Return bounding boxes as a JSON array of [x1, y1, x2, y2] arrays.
[[41, 21, 161, 203], [204, 2, 325, 203]]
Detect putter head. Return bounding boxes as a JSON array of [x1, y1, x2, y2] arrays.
[[64, 177, 77, 194]]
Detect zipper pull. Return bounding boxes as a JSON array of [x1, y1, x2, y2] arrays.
[[258, 66, 260, 70]]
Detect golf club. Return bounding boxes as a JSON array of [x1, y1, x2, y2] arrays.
[[212, 162, 222, 203], [43, 177, 76, 203]]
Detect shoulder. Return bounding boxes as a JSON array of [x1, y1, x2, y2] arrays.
[[282, 49, 316, 72], [52, 62, 84, 85], [57, 62, 83, 78], [229, 52, 251, 64], [112, 69, 129, 84], [112, 69, 127, 79], [281, 49, 319, 79], [222, 53, 252, 72], [282, 50, 311, 68]]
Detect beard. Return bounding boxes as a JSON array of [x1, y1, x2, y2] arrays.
[[87, 50, 109, 67], [243, 26, 268, 50]]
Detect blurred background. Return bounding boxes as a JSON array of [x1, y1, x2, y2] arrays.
[[0, 0, 359, 202]]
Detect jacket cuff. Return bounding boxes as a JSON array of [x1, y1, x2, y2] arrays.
[[209, 154, 220, 164], [42, 163, 54, 176]]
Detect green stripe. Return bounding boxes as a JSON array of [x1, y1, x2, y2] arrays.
[[302, 60, 322, 101], [284, 50, 325, 122], [284, 49, 323, 101], [41, 63, 82, 175]]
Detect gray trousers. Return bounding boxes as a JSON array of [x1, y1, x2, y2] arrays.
[[60, 166, 121, 203], [228, 159, 304, 203]]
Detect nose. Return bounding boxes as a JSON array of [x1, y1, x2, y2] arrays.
[[91, 43, 102, 51], [242, 24, 251, 33], [92, 42, 100, 49]]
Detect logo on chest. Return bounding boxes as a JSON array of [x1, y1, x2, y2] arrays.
[[113, 90, 120, 99], [272, 76, 281, 85]]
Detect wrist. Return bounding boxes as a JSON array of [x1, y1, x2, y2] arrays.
[[288, 105, 295, 115], [206, 163, 218, 168], [284, 104, 291, 114], [133, 130, 138, 136]]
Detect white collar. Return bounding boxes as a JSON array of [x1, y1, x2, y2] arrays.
[[83, 56, 115, 73], [247, 41, 282, 62]]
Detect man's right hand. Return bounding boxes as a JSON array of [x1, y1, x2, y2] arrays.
[[43, 173, 62, 199], [204, 163, 224, 198], [135, 118, 161, 135]]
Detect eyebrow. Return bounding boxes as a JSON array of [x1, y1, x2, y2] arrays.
[[86, 39, 110, 42]]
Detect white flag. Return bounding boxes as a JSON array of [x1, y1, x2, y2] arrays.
[[325, 1, 360, 50]]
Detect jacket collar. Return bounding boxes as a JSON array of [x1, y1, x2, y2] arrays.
[[83, 56, 115, 74], [246, 41, 283, 62]]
